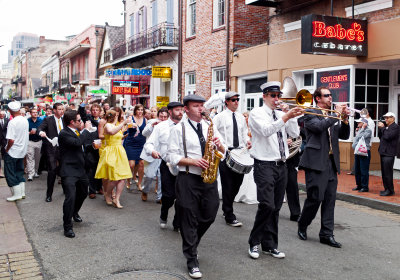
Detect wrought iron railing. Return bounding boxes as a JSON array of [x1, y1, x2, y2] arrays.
[[112, 22, 178, 61], [61, 78, 69, 87], [34, 86, 49, 96]]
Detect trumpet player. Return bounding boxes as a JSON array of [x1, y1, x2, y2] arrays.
[[247, 81, 304, 260], [213, 91, 251, 227], [167, 94, 226, 279], [297, 87, 350, 248]]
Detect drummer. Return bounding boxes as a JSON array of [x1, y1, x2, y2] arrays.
[[213, 92, 251, 227]]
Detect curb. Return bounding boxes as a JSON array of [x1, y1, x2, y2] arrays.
[[298, 183, 400, 215]]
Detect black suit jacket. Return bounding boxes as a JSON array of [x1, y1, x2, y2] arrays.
[[378, 122, 400, 157], [58, 128, 90, 178], [37, 116, 62, 151], [0, 118, 9, 153], [78, 105, 100, 167], [299, 109, 350, 173]]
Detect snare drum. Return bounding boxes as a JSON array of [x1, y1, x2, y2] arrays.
[[226, 148, 254, 174]]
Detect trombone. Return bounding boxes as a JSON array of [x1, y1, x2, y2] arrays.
[[279, 77, 343, 120]]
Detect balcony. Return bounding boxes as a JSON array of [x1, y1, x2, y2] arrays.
[[71, 72, 89, 84], [34, 86, 49, 96], [11, 76, 26, 85], [52, 81, 59, 90], [61, 78, 69, 87], [112, 22, 178, 64], [246, 0, 321, 13]]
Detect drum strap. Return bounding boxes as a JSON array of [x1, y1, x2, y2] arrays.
[[181, 122, 189, 174]]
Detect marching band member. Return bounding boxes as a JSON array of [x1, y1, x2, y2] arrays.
[[167, 95, 226, 279], [247, 81, 303, 260], [297, 87, 350, 248], [144, 102, 184, 229], [213, 91, 251, 227]]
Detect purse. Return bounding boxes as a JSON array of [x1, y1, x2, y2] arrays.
[[354, 136, 368, 157]]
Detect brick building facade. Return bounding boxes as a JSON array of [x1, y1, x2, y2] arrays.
[[181, 0, 269, 99]]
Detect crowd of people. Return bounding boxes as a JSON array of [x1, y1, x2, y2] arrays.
[[1, 82, 399, 279]]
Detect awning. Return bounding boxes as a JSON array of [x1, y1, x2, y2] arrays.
[[61, 44, 90, 59]]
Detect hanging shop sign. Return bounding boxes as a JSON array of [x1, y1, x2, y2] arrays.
[[105, 68, 152, 78], [88, 86, 109, 98], [156, 96, 170, 109], [316, 68, 350, 102], [112, 80, 140, 95], [301, 14, 367, 56], [152, 67, 172, 79]]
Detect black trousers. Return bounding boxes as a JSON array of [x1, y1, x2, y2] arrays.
[[46, 147, 59, 198], [176, 172, 219, 270], [298, 155, 337, 238], [354, 151, 371, 190], [4, 153, 25, 187], [61, 175, 89, 231], [219, 159, 244, 222], [87, 164, 102, 195], [380, 155, 395, 193], [285, 153, 301, 218], [159, 160, 178, 228], [248, 160, 287, 250]]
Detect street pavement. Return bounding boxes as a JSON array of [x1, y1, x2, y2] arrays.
[[12, 174, 400, 280]]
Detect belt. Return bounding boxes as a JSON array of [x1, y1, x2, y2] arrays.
[[30, 139, 42, 142], [254, 159, 286, 166]]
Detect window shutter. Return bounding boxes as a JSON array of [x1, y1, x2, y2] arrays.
[[167, 0, 173, 24], [152, 1, 158, 27], [143, 6, 148, 31]]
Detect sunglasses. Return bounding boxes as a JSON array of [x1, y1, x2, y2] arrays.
[[323, 94, 332, 98], [75, 119, 82, 122], [269, 93, 282, 98], [229, 98, 240, 102]]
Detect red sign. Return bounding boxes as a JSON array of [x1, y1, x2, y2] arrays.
[[312, 22, 365, 42], [317, 69, 350, 102], [112, 80, 140, 95]]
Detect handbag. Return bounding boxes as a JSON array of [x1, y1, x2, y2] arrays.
[[354, 136, 368, 157]]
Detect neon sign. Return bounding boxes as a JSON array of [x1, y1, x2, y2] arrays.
[[112, 80, 140, 95], [302, 14, 368, 56], [317, 69, 350, 102]]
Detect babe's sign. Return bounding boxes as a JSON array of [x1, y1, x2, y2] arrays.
[[302, 14, 368, 56]]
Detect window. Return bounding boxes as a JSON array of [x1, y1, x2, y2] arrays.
[[104, 49, 110, 63], [211, 67, 226, 97], [354, 68, 390, 137], [185, 72, 196, 95], [187, 0, 196, 37], [213, 0, 225, 29], [84, 56, 89, 80], [304, 73, 314, 87], [129, 14, 135, 37], [152, 0, 158, 27], [245, 77, 266, 94]]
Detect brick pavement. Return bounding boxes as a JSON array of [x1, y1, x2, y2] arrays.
[[298, 170, 400, 205], [0, 179, 43, 279]]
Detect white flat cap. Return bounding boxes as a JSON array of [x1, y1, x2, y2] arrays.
[[8, 101, 21, 112], [225, 92, 240, 100], [383, 112, 395, 118], [260, 81, 282, 93]]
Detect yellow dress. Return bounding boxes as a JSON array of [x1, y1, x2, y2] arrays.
[[95, 124, 132, 181]]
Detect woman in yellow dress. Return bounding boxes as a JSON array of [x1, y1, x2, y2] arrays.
[[95, 110, 132, 208]]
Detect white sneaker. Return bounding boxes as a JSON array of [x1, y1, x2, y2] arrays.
[[34, 173, 40, 178], [189, 267, 202, 279], [263, 249, 285, 259], [27, 176, 33, 181], [20, 182, 25, 199], [248, 245, 259, 259], [160, 219, 167, 229]]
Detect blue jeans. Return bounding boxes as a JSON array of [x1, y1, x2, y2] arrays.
[[4, 153, 25, 187], [354, 150, 371, 189]]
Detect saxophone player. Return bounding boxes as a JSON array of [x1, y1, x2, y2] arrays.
[[167, 94, 226, 279], [247, 81, 304, 260]]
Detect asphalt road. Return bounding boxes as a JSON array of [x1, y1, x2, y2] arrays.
[[16, 174, 400, 280]]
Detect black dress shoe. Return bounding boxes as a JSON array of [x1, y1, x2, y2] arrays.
[[290, 215, 299, 222], [380, 190, 394, 196], [73, 214, 82, 223], [320, 236, 341, 248], [358, 188, 369, 192], [298, 228, 307, 240], [352, 186, 361, 191], [46, 196, 52, 202], [64, 229, 75, 238]]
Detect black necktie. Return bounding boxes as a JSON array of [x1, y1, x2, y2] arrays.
[[232, 112, 239, 148], [272, 110, 286, 161], [189, 121, 206, 156]]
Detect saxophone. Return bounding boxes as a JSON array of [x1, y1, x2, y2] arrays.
[[201, 112, 223, 184]]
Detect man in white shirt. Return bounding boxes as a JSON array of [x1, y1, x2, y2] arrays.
[[247, 81, 303, 260], [144, 102, 183, 229], [167, 95, 226, 279], [213, 92, 251, 227], [5, 101, 29, 202]]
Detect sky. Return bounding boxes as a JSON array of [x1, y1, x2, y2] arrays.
[[0, 0, 124, 66]]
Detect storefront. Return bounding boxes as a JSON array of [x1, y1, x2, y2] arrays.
[[231, 16, 400, 170]]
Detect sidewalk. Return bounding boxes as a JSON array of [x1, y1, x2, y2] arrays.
[[298, 170, 400, 214], [0, 179, 43, 279]]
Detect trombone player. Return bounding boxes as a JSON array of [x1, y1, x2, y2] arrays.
[[297, 87, 350, 248]]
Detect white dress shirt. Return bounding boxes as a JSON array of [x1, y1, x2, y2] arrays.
[[167, 118, 227, 175], [248, 104, 299, 161], [213, 108, 249, 148], [142, 118, 159, 138], [144, 118, 177, 161]]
